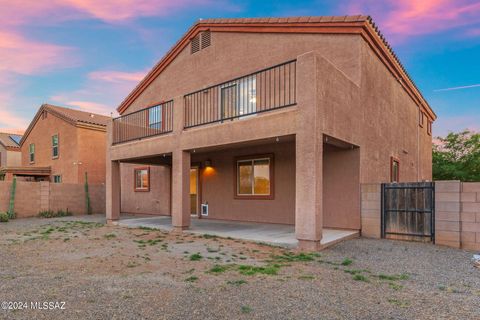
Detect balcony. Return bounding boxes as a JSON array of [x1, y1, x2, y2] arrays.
[[184, 60, 297, 128], [112, 100, 173, 145], [112, 60, 297, 145]]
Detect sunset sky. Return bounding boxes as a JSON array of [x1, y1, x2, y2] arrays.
[[0, 0, 479, 136]]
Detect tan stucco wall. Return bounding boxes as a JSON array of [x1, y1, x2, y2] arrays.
[[126, 32, 362, 114], [20, 112, 106, 184], [191, 141, 296, 225], [0, 146, 21, 168], [77, 127, 107, 184], [6, 150, 22, 167], [120, 163, 171, 215], [0, 181, 105, 218], [323, 145, 360, 230]]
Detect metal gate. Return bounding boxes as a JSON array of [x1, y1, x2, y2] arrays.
[[381, 182, 435, 242]]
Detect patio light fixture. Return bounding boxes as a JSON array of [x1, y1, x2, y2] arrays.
[[204, 159, 212, 168]]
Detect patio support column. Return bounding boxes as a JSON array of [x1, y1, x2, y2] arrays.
[[171, 149, 191, 231], [106, 120, 121, 224], [295, 51, 323, 250], [106, 160, 121, 224]]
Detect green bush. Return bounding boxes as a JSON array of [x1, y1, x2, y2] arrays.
[[38, 209, 72, 218], [0, 212, 9, 222]]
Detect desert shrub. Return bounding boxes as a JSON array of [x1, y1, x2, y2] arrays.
[[38, 209, 72, 218], [0, 212, 9, 222]]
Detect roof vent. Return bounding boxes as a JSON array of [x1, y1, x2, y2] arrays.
[[191, 35, 200, 54], [201, 30, 211, 49]]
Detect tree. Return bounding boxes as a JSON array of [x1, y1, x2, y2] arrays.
[[433, 130, 480, 182]]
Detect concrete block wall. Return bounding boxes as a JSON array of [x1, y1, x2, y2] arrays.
[[0, 181, 105, 218], [361, 181, 480, 251], [459, 182, 480, 250], [360, 183, 381, 238], [435, 181, 461, 248]]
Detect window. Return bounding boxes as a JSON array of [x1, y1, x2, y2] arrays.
[[390, 157, 400, 183], [52, 134, 59, 158], [148, 105, 163, 130], [427, 120, 432, 136], [235, 154, 273, 199], [419, 111, 425, 128], [220, 75, 257, 119], [53, 175, 62, 183], [29, 143, 35, 163], [134, 167, 150, 192]]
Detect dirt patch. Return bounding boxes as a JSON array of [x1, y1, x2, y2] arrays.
[[0, 216, 479, 319]]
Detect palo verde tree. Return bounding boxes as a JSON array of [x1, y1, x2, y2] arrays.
[[433, 130, 480, 182]]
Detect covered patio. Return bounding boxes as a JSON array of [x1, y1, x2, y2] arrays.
[[116, 215, 358, 249]]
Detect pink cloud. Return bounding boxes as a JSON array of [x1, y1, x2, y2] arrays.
[[345, 0, 480, 41], [0, 0, 214, 26], [50, 69, 146, 116], [0, 31, 76, 75], [88, 70, 147, 83]]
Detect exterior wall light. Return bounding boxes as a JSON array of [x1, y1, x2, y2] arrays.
[[204, 159, 212, 168]]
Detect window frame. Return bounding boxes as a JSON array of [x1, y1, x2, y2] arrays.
[[148, 103, 164, 131], [134, 167, 150, 192], [234, 153, 274, 200], [427, 120, 432, 136], [52, 134, 59, 159], [29, 143, 35, 163], [419, 111, 425, 128], [53, 175, 62, 183], [390, 156, 400, 183]]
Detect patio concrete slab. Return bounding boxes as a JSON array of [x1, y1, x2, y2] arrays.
[[116, 215, 358, 249]]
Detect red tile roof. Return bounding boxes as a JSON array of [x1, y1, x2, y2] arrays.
[[43, 104, 111, 127]]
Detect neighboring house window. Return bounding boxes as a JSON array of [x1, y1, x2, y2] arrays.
[[391, 157, 400, 183], [419, 111, 425, 128], [235, 154, 274, 199], [134, 167, 150, 192], [148, 105, 162, 130], [427, 120, 432, 136], [220, 75, 256, 120], [52, 134, 59, 158], [29, 143, 35, 163], [53, 175, 62, 183]]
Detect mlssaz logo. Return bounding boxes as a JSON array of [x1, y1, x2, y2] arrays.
[[30, 301, 66, 310]]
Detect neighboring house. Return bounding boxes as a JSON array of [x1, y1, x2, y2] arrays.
[[106, 16, 436, 249], [0, 132, 22, 177], [7, 104, 110, 184]]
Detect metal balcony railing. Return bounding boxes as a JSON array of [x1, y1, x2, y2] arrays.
[[112, 100, 173, 144], [184, 60, 296, 128]]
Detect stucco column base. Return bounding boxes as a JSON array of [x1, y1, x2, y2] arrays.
[[297, 239, 322, 251], [172, 226, 189, 233], [106, 219, 118, 226]]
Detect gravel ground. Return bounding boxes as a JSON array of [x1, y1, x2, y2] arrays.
[[0, 215, 479, 320]]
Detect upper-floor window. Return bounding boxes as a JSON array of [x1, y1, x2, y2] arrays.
[[148, 105, 163, 130], [220, 75, 256, 120], [235, 154, 273, 199], [29, 143, 35, 163], [134, 167, 150, 192], [391, 157, 400, 183], [53, 175, 62, 183], [419, 110, 425, 128], [52, 134, 59, 159], [427, 120, 432, 136]]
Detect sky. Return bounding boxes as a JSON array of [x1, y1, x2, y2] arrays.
[[0, 0, 479, 136]]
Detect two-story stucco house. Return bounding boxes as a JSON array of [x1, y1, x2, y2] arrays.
[[6, 104, 110, 184], [106, 16, 436, 250]]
